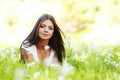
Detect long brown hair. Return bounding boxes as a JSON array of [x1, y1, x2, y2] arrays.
[[20, 14, 65, 63]]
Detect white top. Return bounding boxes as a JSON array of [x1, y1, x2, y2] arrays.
[[22, 44, 55, 66]]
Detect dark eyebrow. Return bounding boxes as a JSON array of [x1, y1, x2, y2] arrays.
[[41, 24, 54, 28], [41, 24, 46, 26], [41, 23, 54, 28], [49, 25, 54, 28]]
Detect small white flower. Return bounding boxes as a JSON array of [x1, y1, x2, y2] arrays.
[[74, 54, 79, 60], [6, 49, 10, 53], [107, 53, 111, 59], [11, 48, 15, 53], [101, 52, 106, 55], [81, 54, 87, 59], [27, 62, 36, 67], [33, 71, 40, 78], [14, 68, 26, 80], [115, 62, 120, 67], [44, 45, 50, 50], [60, 61, 74, 75], [0, 48, 2, 53], [58, 76, 64, 80]]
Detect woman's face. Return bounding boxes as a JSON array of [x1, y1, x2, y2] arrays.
[[38, 19, 54, 40]]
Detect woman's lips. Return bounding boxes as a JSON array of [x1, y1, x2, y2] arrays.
[[42, 34, 48, 37]]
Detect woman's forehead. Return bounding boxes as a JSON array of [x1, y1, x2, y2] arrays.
[[41, 19, 51, 23], [41, 19, 54, 26]]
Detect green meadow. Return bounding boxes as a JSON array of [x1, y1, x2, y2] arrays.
[[0, 43, 120, 80], [0, 0, 120, 80]]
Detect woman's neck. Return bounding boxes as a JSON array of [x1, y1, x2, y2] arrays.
[[36, 40, 49, 50]]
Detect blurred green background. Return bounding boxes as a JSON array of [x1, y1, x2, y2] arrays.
[[0, 0, 120, 48], [1, 1, 120, 80]]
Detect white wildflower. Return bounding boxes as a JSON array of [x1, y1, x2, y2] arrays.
[[107, 53, 111, 59], [44, 45, 50, 50], [10, 48, 15, 53], [81, 54, 87, 59], [101, 52, 106, 55], [33, 71, 40, 78], [5, 49, 10, 53], [60, 61, 74, 75], [27, 62, 36, 67], [115, 62, 120, 67], [14, 68, 27, 80], [58, 76, 64, 80]]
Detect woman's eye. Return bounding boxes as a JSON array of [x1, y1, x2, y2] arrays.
[[40, 26, 45, 28], [49, 27, 53, 30]]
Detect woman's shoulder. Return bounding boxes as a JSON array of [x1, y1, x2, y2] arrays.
[[21, 42, 36, 54], [22, 44, 35, 49], [21, 40, 35, 49]]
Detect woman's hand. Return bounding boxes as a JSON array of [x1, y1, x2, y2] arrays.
[[21, 49, 34, 63]]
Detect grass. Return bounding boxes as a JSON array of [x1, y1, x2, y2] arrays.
[[0, 44, 120, 80]]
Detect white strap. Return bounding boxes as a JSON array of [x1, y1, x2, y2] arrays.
[[49, 50, 55, 62], [43, 50, 55, 66]]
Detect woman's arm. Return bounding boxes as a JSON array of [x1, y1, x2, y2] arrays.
[[21, 49, 34, 63]]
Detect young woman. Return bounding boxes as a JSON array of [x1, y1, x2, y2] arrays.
[[20, 14, 65, 66]]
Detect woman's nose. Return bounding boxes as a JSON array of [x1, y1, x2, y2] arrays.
[[44, 27, 48, 31]]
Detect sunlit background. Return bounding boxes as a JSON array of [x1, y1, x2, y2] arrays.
[[0, 0, 120, 48], [1, 1, 120, 80]]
